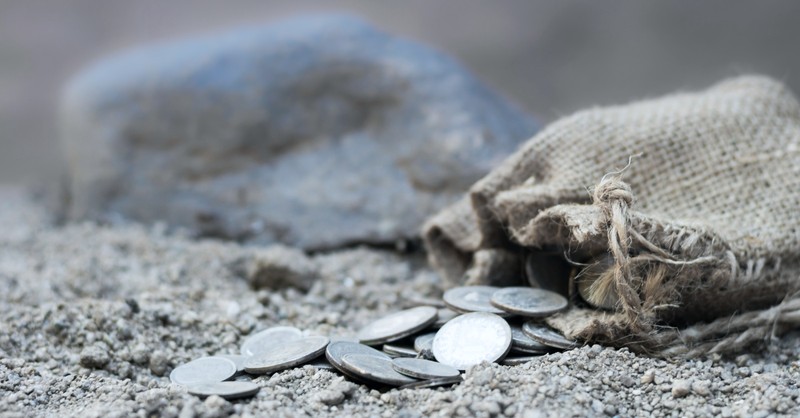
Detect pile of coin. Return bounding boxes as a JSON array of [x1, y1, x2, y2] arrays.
[[170, 286, 576, 400]]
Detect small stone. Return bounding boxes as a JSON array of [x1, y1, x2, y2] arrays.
[[620, 375, 636, 388], [317, 390, 345, 406], [692, 380, 711, 396], [79, 345, 110, 369], [149, 350, 170, 376], [641, 369, 655, 385], [672, 379, 691, 398]]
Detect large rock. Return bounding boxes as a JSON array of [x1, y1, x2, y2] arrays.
[[60, 15, 537, 250]]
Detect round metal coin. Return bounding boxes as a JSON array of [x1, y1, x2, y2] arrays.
[[432, 308, 459, 329], [216, 354, 248, 374], [186, 381, 260, 400], [340, 353, 417, 386], [398, 375, 463, 390], [442, 286, 508, 316], [243, 336, 329, 374], [240, 326, 303, 357], [432, 312, 512, 370], [382, 344, 417, 358], [169, 356, 237, 386], [392, 358, 460, 379], [357, 306, 438, 346], [325, 341, 391, 383], [490, 287, 568, 317], [521, 321, 578, 350], [414, 332, 436, 355], [509, 324, 549, 353], [501, 356, 540, 366]]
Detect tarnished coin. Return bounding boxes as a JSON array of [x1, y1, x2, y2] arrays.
[[509, 324, 549, 354], [413, 332, 436, 355], [392, 358, 460, 379], [432, 308, 459, 329], [398, 375, 463, 390], [325, 341, 392, 383], [382, 344, 417, 358], [244, 336, 329, 374], [240, 326, 303, 356], [501, 356, 540, 366], [308, 358, 335, 370], [186, 381, 260, 400], [169, 356, 237, 386], [521, 321, 578, 350], [340, 353, 417, 386], [433, 312, 512, 370], [357, 306, 438, 346], [217, 354, 248, 374], [490, 287, 568, 317], [442, 286, 508, 316]]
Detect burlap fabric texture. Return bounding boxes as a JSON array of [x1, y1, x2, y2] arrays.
[[423, 75, 800, 357]]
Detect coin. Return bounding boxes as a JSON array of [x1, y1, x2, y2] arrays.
[[186, 381, 260, 400], [413, 332, 436, 355], [357, 306, 438, 346], [500, 356, 540, 366], [169, 356, 238, 386], [490, 287, 568, 317], [217, 354, 248, 374], [382, 344, 417, 358], [509, 324, 549, 354], [392, 358, 460, 379], [240, 326, 303, 356], [340, 353, 418, 386], [432, 312, 512, 370], [325, 340, 392, 383], [432, 308, 459, 329], [243, 336, 329, 374], [521, 321, 578, 350], [442, 286, 508, 316], [398, 375, 463, 390], [307, 358, 335, 370]]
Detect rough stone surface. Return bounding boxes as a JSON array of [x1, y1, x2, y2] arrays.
[[2, 187, 800, 417], [242, 245, 319, 291], [58, 15, 537, 250]]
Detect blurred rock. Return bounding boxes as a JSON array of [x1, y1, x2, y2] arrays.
[[243, 245, 318, 291], [59, 15, 536, 249]]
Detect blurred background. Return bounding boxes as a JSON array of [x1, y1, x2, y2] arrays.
[[2, 0, 799, 184]]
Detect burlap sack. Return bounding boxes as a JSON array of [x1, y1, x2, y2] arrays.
[[423, 75, 800, 357]]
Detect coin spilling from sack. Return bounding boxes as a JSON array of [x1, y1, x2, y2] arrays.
[[169, 286, 576, 400]]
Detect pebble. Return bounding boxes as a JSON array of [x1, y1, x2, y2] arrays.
[[672, 379, 691, 398], [79, 346, 110, 369], [641, 369, 655, 385]]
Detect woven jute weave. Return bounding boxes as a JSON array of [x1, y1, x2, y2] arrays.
[[423, 75, 800, 357]]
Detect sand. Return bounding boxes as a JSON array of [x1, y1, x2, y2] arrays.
[[0, 185, 798, 417]]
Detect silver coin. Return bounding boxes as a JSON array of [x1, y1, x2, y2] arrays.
[[216, 354, 248, 374], [340, 353, 417, 386], [382, 344, 417, 358], [392, 358, 460, 379], [490, 287, 568, 317], [500, 356, 540, 366], [442, 286, 508, 316], [357, 306, 438, 346], [186, 381, 260, 400], [307, 358, 335, 370], [169, 356, 237, 386], [413, 332, 436, 354], [240, 326, 303, 356], [432, 308, 459, 329], [243, 336, 329, 374], [509, 324, 549, 353], [432, 312, 512, 370], [521, 321, 578, 350], [325, 340, 391, 383], [398, 375, 463, 390]]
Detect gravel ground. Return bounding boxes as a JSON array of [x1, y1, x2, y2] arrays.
[[0, 186, 798, 418]]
